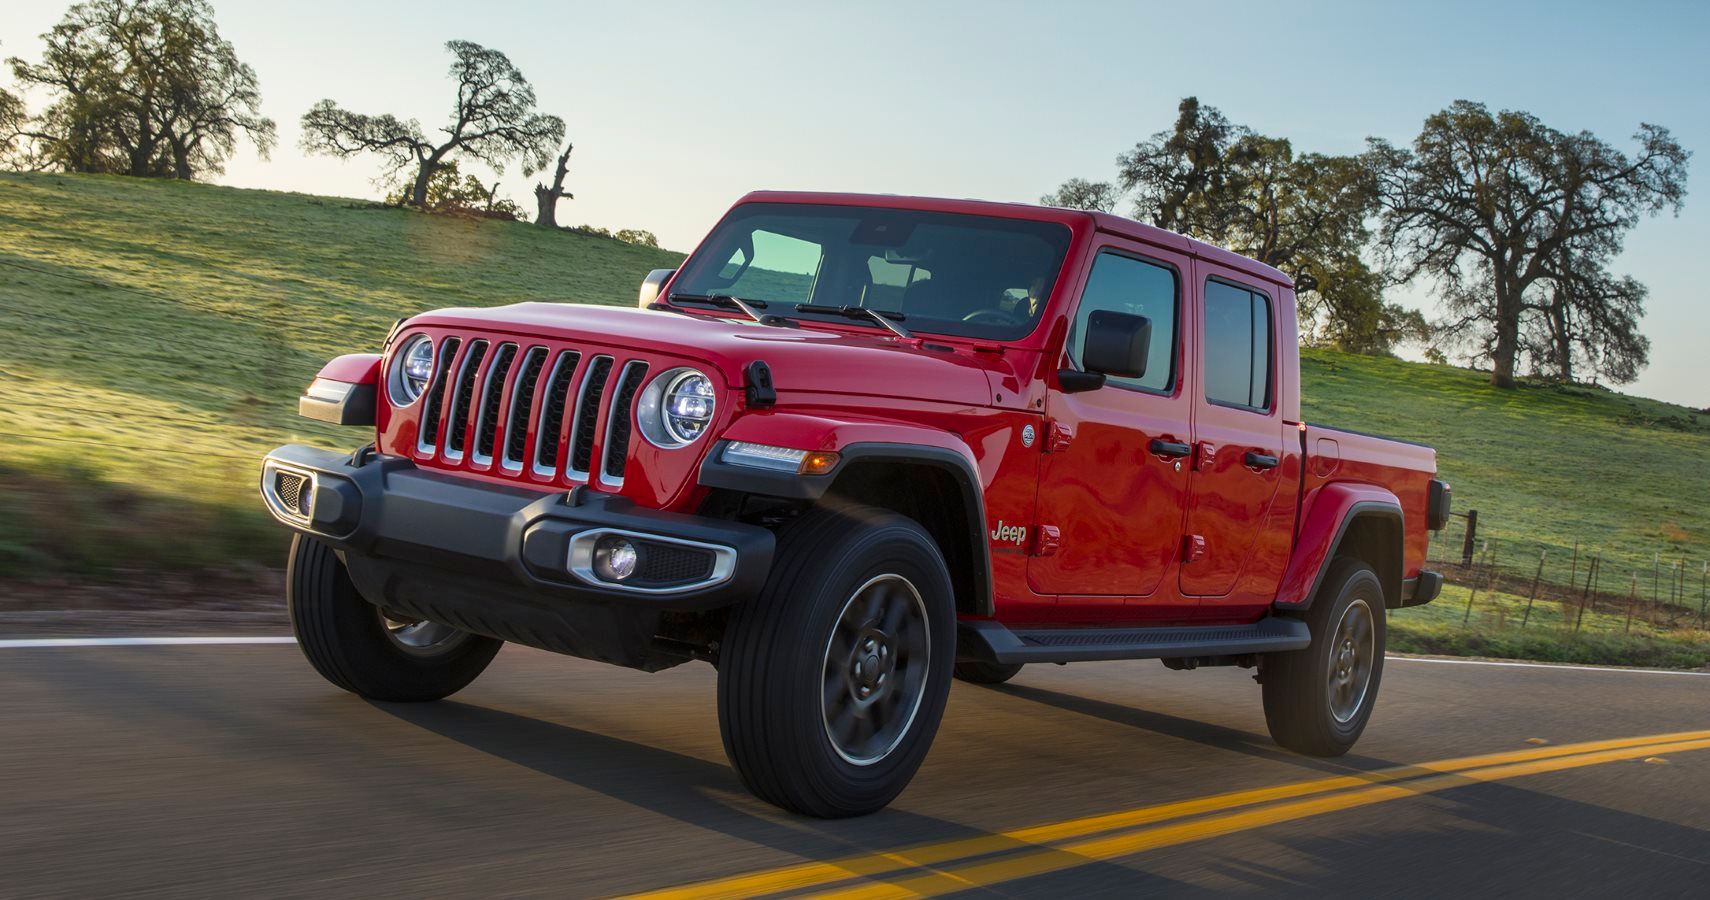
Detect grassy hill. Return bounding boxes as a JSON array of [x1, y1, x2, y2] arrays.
[[3, 173, 1706, 662]]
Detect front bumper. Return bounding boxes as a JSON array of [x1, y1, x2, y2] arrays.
[[260, 444, 774, 667]]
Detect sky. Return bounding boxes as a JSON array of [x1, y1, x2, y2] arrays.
[[4, 0, 1706, 406]]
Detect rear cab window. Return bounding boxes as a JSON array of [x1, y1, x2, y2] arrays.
[[1202, 279, 1273, 411]]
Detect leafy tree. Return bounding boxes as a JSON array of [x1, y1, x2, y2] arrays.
[[0, 42, 28, 167], [6, 0, 274, 179], [383, 159, 522, 219], [533, 142, 573, 226], [1370, 101, 1688, 387], [1040, 177, 1118, 212], [301, 40, 564, 208], [614, 228, 658, 248], [1100, 97, 1420, 354]]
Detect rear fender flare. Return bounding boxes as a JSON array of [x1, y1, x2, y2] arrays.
[[1274, 483, 1404, 611]]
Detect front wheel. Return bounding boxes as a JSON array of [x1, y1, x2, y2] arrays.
[[718, 505, 956, 817], [1261, 557, 1386, 756], [286, 534, 502, 702]]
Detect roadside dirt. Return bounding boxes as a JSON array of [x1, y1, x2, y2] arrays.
[[0, 569, 287, 636]]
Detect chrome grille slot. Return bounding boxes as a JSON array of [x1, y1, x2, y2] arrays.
[[502, 347, 547, 471], [472, 342, 518, 465], [532, 350, 580, 477], [416, 336, 460, 453], [602, 361, 649, 483], [443, 339, 489, 460], [568, 355, 614, 478]]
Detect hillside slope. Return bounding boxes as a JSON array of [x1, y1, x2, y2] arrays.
[[2, 173, 1706, 592]]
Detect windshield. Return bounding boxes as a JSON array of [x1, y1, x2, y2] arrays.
[[672, 203, 1073, 341]]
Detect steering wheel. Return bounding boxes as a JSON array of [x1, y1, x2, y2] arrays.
[[961, 308, 1025, 327]]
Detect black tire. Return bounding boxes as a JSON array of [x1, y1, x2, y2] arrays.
[[718, 504, 957, 818], [287, 534, 502, 702], [1261, 557, 1386, 757], [953, 660, 1024, 685]]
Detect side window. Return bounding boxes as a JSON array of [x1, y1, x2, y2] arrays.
[[1072, 250, 1178, 393], [1203, 279, 1273, 411]]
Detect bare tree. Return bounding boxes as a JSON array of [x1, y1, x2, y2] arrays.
[[533, 142, 572, 227], [1371, 101, 1688, 387], [300, 40, 564, 208]]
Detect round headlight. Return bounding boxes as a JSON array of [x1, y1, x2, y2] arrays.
[[636, 367, 717, 448], [388, 335, 436, 406]]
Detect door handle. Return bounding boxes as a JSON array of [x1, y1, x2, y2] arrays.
[[1245, 450, 1280, 470], [1149, 438, 1191, 459]]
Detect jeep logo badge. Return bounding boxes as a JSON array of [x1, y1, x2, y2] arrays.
[[990, 520, 1028, 547], [1020, 424, 1036, 448]]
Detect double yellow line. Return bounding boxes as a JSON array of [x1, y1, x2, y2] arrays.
[[627, 729, 1710, 899]]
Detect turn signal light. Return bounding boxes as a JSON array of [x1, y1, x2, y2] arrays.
[[800, 451, 840, 475]]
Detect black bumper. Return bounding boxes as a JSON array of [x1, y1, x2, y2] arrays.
[[260, 445, 774, 667]]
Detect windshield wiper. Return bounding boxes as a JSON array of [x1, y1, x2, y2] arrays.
[[793, 304, 912, 340], [666, 292, 786, 326]]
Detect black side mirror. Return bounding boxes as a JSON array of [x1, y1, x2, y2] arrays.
[[638, 268, 677, 308], [1083, 310, 1151, 378]]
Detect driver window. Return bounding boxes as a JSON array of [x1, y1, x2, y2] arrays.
[[1071, 250, 1177, 393]]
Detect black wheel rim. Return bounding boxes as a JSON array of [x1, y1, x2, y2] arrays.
[[379, 609, 468, 657], [820, 574, 931, 766], [1327, 598, 1375, 724]]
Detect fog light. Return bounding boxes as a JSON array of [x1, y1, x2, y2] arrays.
[[592, 536, 639, 582]]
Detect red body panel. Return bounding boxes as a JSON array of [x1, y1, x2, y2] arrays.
[[316, 353, 380, 385], [359, 191, 1436, 627]]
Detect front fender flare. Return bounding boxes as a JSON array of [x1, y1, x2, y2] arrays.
[[698, 413, 992, 615], [1274, 482, 1404, 610]]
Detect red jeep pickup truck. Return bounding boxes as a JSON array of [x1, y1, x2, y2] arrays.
[[262, 192, 1447, 817]]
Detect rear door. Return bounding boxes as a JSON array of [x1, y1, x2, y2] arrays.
[[1179, 264, 1288, 598], [1029, 240, 1193, 608]]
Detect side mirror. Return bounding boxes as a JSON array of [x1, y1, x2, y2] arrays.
[[638, 268, 677, 308], [1083, 310, 1151, 378]]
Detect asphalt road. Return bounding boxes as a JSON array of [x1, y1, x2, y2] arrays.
[[2, 641, 1707, 898]]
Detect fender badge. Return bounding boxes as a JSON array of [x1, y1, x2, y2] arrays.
[[1020, 424, 1036, 448]]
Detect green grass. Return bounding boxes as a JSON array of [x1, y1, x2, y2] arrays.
[[0, 171, 680, 573], [3, 172, 1707, 665], [1300, 350, 1710, 593]]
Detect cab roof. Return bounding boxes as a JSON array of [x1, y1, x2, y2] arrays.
[[735, 190, 1294, 289]]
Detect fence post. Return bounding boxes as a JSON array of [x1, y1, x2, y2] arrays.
[[1521, 549, 1546, 629], [1460, 510, 1479, 568], [1625, 572, 1638, 634], [1464, 540, 1490, 627], [1576, 554, 1599, 633], [1698, 561, 1707, 630]]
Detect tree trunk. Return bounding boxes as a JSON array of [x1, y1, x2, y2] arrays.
[[1549, 295, 1573, 383], [409, 164, 434, 207], [533, 144, 574, 227], [170, 138, 193, 181], [533, 186, 558, 227], [1489, 278, 1522, 388]]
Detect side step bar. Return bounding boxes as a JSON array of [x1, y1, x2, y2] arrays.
[[957, 616, 1311, 665]]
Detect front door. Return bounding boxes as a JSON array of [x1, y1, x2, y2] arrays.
[[1179, 266, 1287, 597], [1030, 243, 1193, 604]]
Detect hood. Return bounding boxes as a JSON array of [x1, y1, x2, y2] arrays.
[[406, 302, 1028, 408]]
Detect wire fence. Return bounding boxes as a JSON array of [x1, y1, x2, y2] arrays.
[[1426, 510, 1710, 635]]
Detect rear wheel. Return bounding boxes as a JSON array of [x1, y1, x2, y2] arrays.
[[718, 505, 956, 817], [1261, 557, 1386, 756], [287, 534, 502, 702], [953, 660, 1024, 685]]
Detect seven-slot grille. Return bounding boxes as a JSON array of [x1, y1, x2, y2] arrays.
[[410, 335, 661, 485]]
